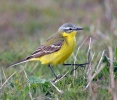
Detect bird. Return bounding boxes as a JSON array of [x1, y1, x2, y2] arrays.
[[7, 23, 86, 79]]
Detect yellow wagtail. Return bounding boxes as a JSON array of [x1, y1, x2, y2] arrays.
[[7, 23, 87, 79]]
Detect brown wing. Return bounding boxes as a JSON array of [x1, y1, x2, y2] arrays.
[[26, 40, 64, 59]]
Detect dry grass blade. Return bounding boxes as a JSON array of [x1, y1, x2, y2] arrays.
[[54, 71, 69, 84], [105, 55, 115, 62], [84, 64, 106, 91], [108, 46, 117, 100], [84, 50, 106, 91], [30, 62, 39, 75], [73, 37, 88, 78], [50, 71, 69, 93], [2, 68, 13, 90], [2, 68, 7, 80], [0, 69, 2, 86], [85, 38, 92, 76], [85, 38, 96, 99], [0, 71, 16, 90], [50, 81, 63, 94], [95, 50, 106, 71], [23, 68, 33, 100]]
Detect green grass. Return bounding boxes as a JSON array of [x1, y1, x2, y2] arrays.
[[0, 0, 117, 100]]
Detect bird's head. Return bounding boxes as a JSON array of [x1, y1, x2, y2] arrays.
[[58, 23, 83, 37]]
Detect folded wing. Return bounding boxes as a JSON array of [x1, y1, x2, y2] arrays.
[[26, 40, 64, 59]]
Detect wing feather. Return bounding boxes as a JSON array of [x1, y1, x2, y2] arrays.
[[26, 40, 64, 59]]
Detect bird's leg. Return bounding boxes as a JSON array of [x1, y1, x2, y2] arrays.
[[63, 62, 89, 71], [63, 62, 89, 67], [63, 62, 90, 74], [48, 64, 58, 79], [48, 64, 63, 82]]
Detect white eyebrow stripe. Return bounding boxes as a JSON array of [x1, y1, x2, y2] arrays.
[[64, 27, 71, 29]]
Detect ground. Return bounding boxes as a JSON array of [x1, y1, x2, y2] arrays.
[[0, 0, 117, 100]]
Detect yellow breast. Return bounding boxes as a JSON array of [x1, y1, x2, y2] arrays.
[[38, 31, 77, 66], [52, 33, 76, 65]]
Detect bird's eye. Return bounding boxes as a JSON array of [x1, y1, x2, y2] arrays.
[[69, 28, 72, 30]]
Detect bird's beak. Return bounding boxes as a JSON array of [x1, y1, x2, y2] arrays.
[[75, 28, 84, 31]]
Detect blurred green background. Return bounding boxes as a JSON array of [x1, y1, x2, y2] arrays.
[[0, 0, 116, 66], [0, 0, 117, 65], [0, 0, 117, 99]]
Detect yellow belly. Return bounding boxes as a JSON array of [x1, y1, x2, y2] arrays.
[[37, 35, 76, 66]]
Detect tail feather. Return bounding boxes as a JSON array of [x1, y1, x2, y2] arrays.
[[6, 58, 30, 68]]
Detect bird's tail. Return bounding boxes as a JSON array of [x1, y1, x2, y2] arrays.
[[6, 57, 31, 68]]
